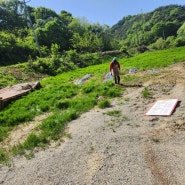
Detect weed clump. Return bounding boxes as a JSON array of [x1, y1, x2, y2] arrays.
[[104, 110, 121, 117], [98, 99, 111, 109], [0, 149, 9, 164], [142, 87, 151, 98]]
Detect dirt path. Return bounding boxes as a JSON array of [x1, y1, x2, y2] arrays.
[[1, 63, 185, 184]]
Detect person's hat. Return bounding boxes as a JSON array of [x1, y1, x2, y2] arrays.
[[113, 57, 117, 61]]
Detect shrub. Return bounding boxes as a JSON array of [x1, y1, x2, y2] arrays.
[[98, 99, 111, 109], [174, 37, 185, 47]]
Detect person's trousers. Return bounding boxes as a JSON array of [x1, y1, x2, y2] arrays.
[[114, 76, 120, 84]]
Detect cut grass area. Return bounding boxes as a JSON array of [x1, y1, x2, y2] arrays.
[[1, 46, 185, 162]]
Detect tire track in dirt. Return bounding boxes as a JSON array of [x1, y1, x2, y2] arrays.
[[87, 152, 104, 182], [125, 85, 171, 184], [144, 141, 170, 185]]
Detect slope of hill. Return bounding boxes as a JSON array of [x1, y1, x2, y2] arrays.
[[111, 4, 185, 46], [1, 61, 185, 184]]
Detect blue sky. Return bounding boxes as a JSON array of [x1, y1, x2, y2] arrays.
[[27, 0, 185, 26]]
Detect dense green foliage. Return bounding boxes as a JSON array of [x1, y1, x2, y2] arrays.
[[0, 1, 185, 67], [111, 5, 185, 49], [0, 0, 113, 66]]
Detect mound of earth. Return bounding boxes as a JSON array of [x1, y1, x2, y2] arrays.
[[1, 62, 185, 184]]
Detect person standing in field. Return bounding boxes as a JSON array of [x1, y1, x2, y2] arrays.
[[110, 57, 120, 84]]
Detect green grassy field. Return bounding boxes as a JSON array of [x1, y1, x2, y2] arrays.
[[0, 46, 185, 163]]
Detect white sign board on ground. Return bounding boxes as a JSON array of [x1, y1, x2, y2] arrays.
[[145, 99, 178, 116]]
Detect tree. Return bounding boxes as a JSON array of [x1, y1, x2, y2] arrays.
[[22, 0, 42, 56], [68, 18, 86, 35], [164, 22, 179, 37], [70, 30, 103, 53], [59, 10, 73, 26], [150, 37, 165, 50], [177, 22, 185, 37], [88, 23, 112, 51], [151, 22, 166, 39], [33, 7, 58, 21], [0, 0, 27, 30], [36, 18, 72, 51], [175, 22, 185, 47]]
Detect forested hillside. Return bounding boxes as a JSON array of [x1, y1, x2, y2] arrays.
[[111, 5, 185, 49], [0, 0, 114, 67], [0, 1, 185, 74]]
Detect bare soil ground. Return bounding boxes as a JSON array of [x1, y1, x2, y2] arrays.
[[1, 62, 185, 185]]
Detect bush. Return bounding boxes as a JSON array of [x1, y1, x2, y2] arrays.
[[32, 54, 77, 76], [150, 38, 165, 50], [174, 37, 185, 47], [98, 99, 111, 109]]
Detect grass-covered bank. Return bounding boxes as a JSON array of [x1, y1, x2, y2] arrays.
[[0, 46, 185, 163], [119, 46, 185, 70], [0, 65, 122, 162]]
